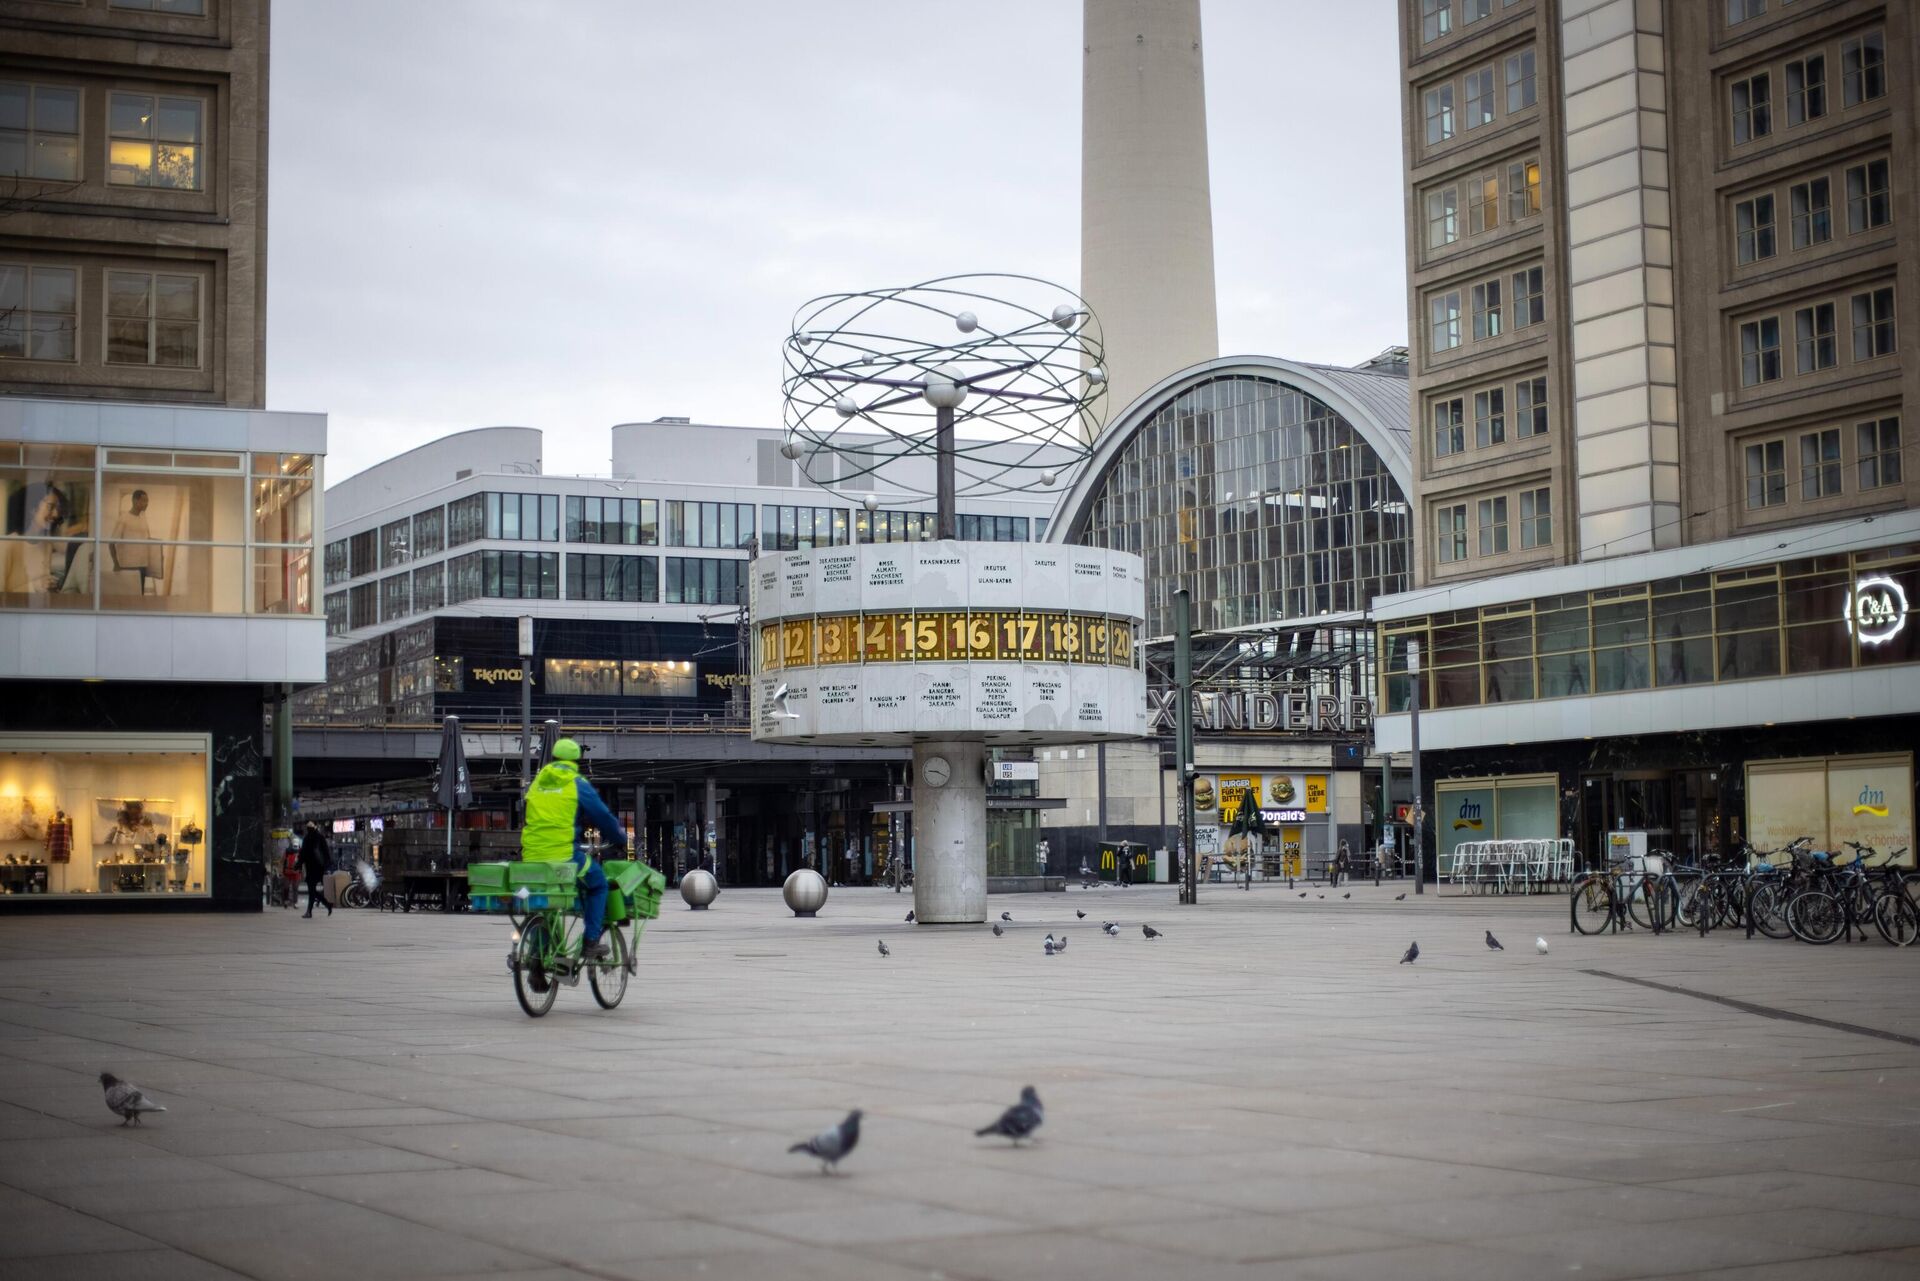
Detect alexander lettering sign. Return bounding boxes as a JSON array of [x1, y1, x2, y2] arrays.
[[1148, 688, 1373, 735], [1847, 575, 1909, 646]]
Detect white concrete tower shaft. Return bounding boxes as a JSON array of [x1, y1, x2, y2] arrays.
[[1081, 0, 1220, 424]]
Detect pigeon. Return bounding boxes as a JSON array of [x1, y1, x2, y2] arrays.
[[877, 939, 890, 958], [1298, 892, 1307, 898], [1043, 939, 1055, 956], [1395, 894, 1406, 901], [1400, 941, 1419, 964], [788, 1109, 862, 1174], [992, 923, 1004, 937], [1343, 893, 1352, 900], [1142, 924, 1161, 939], [1076, 910, 1086, 919], [1317, 895, 1325, 900], [1054, 935, 1067, 953], [99, 1073, 165, 1126], [1485, 930, 1503, 951], [1536, 937, 1549, 955], [905, 911, 915, 923], [1104, 922, 1119, 936], [1001, 912, 1013, 922], [975, 1086, 1044, 1145], [1044, 933, 1056, 949]]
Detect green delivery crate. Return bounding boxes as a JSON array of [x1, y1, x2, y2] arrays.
[[602, 860, 665, 920], [502, 860, 578, 911], [467, 862, 512, 913]]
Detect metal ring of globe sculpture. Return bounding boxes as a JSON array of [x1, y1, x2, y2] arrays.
[[679, 867, 716, 910], [782, 867, 828, 918], [756, 276, 1148, 924]]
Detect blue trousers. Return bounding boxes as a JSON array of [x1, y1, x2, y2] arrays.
[[571, 851, 608, 943]]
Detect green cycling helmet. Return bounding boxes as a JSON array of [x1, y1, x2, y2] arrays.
[[551, 737, 582, 761]]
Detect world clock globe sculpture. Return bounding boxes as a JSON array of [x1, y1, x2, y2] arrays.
[[755, 275, 1150, 924]]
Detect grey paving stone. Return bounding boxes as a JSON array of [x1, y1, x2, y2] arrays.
[[0, 1247, 254, 1281]]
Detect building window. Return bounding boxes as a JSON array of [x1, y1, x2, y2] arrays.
[[348, 582, 376, 629], [1515, 375, 1548, 438], [1511, 266, 1544, 328], [663, 556, 745, 606], [483, 492, 561, 542], [1436, 505, 1467, 563], [104, 271, 199, 367], [381, 573, 410, 622], [1463, 67, 1496, 130], [1468, 171, 1499, 236], [1731, 74, 1771, 145], [1785, 55, 1826, 126], [566, 552, 659, 603], [107, 92, 203, 190], [1424, 84, 1455, 145], [1429, 290, 1462, 353], [1507, 158, 1541, 222], [1739, 317, 1781, 385], [111, 0, 207, 12], [1842, 31, 1885, 107], [1421, 0, 1452, 45], [1433, 397, 1465, 458], [1734, 194, 1775, 264], [956, 514, 1031, 541], [1851, 287, 1895, 360], [665, 500, 757, 549], [1425, 186, 1459, 249], [446, 493, 484, 548], [379, 518, 409, 568], [1795, 303, 1836, 374], [1461, 0, 1491, 24], [481, 549, 559, 600], [1790, 177, 1831, 249], [856, 509, 937, 544], [1846, 159, 1889, 232], [412, 506, 444, 558], [1477, 496, 1509, 556], [1799, 428, 1842, 500], [565, 494, 657, 545], [412, 561, 445, 613], [324, 590, 348, 637], [1474, 388, 1505, 448], [1519, 487, 1551, 549], [448, 551, 481, 603], [324, 538, 349, 586], [0, 82, 81, 181], [1471, 277, 1503, 341], [1506, 50, 1536, 113], [1857, 416, 1902, 490], [0, 263, 77, 362], [348, 529, 376, 578], [1726, 0, 1764, 23], [762, 504, 850, 550], [1745, 440, 1786, 508]]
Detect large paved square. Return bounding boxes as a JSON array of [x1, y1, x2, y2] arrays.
[[5, 884, 1920, 1279]]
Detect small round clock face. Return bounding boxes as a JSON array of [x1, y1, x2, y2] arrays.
[[922, 756, 952, 787]]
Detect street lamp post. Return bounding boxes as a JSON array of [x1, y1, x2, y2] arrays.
[[517, 615, 534, 800], [1408, 638, 1424, 896]]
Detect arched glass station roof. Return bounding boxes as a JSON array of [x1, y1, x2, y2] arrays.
[[1049, 356, 1414, 637]]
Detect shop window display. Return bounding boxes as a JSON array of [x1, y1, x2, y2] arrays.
[[0, 740, 209, 897]]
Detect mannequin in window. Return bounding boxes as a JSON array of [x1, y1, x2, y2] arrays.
[[1, 482, 81, 595], [45, 810, 73, 865], [109, 489, 164, 594]]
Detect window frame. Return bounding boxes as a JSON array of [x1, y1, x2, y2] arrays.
[[1734, 192, 1776, 265], [1785, 54, 1826, 127], [0, 261, 79, 362], [1471, 276, 1504, 342], [1789, 177, 1831, 250], [1436, 503, 1468, 564], [1515, 374, 1548, 439], [1794, 301, 1836, 374], [1851, 286, 1896, 362], [106, 90, 206, 191], [1506, 158, 1542, 223], [103, 268, 202, 368], [1505, 49, 1536, 114], [1424, 83, 1456, 146], [1731, 72, 1772, 145], [1463, 65, 1496, 131], [1842, 31, 1886, 108], [1798, 427, 1843, 501], [1846, 159, 1890, 233], [1856, 416, 1902, 491], [1433, 396, 1466, 458], [1426, 184, 1460, 249], [1519, 486, 1551, 549], [1511, 266, 1544, 329], [1477, 495, 1510, 557], [1474, 386, 1505, 449], [0, 80, 82, 182], [1429, 289, 1463, 353], [1739, 315, 1782, 386], [1744, 438, 1787, 508]]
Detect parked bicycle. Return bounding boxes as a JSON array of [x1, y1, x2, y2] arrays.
[[1569, 854, 1677, 935], [1785, 842, 1916, 946]]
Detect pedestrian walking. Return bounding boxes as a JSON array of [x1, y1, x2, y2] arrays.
[[300, 822, 333, 918]]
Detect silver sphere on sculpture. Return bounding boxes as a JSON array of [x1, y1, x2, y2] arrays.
[[780, 440, 802, 460], [1040, 470, 1057, 486], [783, 867, 829, 917], [680, 868, 717, 910], [1050, 303, 1078, 329], [955, 310, 978, 333], [834, 395, 857, 418], [862, 494, 879, 512]]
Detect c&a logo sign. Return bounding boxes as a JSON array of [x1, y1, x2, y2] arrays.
[[1452, 798, 1485, 831], [1846, 575, 1909, 646], [1854, 784, 1891, 818]]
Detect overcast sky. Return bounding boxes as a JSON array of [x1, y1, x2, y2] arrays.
[[269, 2, 1406, 483]]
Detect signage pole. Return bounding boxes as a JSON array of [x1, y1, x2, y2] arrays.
[[516, 615, 534, 800], [1409, 639, 1424, 896], [1175, 587, 1196, 905]]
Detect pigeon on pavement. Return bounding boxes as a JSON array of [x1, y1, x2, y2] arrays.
[[1343, 893, 1352, 900], [1104, 922, 1120, 936], [1142, 924, 1161, 939], [1054, 935, 1068, 953], [1298, 892, 1307, 898], [1076, 910, 1086, 919], [1395, 893, 1407, 901], [1400, 941, 1419, 964], [99, 1073, 165, 1126], [1043, 939, 1055, 956], [789, 1110, 862, 1174], [1485, 930, 1503, 951], [905, 911, 915, 923], [1536, 936, 1549, 954], [992, 923, 1004, 937], [975, 1086, 1044, 1145], [877, 940, 890, 957], [1317, 895, 1325, 899], [1001, 912, 1013, 922]]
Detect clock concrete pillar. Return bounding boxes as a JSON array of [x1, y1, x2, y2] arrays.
[[912, 739, 988, 923]]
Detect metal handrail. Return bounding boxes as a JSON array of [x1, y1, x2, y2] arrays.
[[293, 706, 751, 734]]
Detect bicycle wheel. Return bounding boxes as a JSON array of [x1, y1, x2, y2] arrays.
[[1570, 875, 1614, 935], [512, 917, 559, 1017], [1628, 877, 1677, 931], [589, 926, 629, 1009], [1786, 890, 1844, 945], [1874, 892, 1919, 947], [1748, 882, 1792, 939], [1675, 879, 1707, 930]]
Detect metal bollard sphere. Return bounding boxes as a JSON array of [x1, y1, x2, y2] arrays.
[[782, 867, 829, 917], [680, 868, 717, 910]]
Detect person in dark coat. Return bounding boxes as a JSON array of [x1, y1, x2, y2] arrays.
[[300, 822, 332, 918]]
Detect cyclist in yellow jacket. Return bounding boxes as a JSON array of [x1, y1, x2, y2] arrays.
[[521, 738, 626, 961]]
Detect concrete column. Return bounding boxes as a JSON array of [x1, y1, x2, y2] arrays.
[[912, 739, 987, 923]]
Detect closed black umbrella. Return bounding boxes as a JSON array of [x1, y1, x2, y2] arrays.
[[432, 716, 472, 868], [539, 718, 562, 766]]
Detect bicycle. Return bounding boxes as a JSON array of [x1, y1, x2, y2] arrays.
[[1788, 843, 1916, 946], [1569, 857, 1678, 935], [472, 858, 663, 1018]]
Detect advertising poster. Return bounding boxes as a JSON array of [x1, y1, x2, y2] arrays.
[[1304, 775, 1327, 814], [1435, 783, 1494, 878], [1217, 775, 1258, 825], [1826, 756, 1915, 867], [1745, 762, 1830, 855]]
